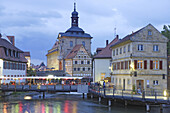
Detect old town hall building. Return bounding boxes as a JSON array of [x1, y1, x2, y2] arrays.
[[46, 3, 92, 77]]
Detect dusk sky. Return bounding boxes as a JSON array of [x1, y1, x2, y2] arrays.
[[0, 0, 169, 65]]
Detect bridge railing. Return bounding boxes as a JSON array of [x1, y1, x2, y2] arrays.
[[0, 84, 78, 91], [89, 86, 170, 103]]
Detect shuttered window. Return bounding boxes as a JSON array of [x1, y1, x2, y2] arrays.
[[150, 60, 153, 69], [144, 60, 147, 69], [134, 60, 137, 69], [159, 61, 162, 70]]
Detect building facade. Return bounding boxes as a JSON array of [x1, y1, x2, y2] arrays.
[[23, 52, 31, 69], [46, 3, 92, 77], [65, 44, 92, 77], [110, 24, 168, 91], [93, 37, 119, 82], [0, 33, 27, 83]]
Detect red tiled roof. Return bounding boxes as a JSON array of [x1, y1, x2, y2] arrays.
[[65, 44, 82, 59], [23, 52, 30, 57], [94, 37, 119, 58]]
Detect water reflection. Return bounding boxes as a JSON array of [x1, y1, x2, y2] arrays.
[[0, 95, 145, 113]]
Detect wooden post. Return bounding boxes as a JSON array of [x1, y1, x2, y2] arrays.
[[99, 97, 101, 102], [122, 90, 124, 99], [29, 79, 31, 84], [108, 100, 111, 106], [19, 79, 20, 85], [43, 92, 45, 99], [146, 104, 150, 112], [91, 94, 93, 99], [155, 92, 157, 103], [83, 93, 85, 98], [33, 79, 35, 84], [104, 88, 106, 97], [142, 90, 145, 101], [125, 100, 127, 106]]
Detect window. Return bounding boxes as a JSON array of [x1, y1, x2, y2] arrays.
[[138, 45, 143, 51], [70, 41, 73, 47], [119, 79, 121, 84], [137, 60, 143, 69], [113, 50, 115, 56], [153, 80, 158, 85], [128, 45, 130, 52], [84, 56, 86, 58], [81, 61, 84, 64], [123, 46, 126, 53], [153, 61, 159, 69], [120, 48, 122, 54], [153, 45, 159, 51], [11, 50, 13, 57], [116, 49, 118, 55], [88, 68, 90, 71], [127, 79, 131, 84], [87, 61, 90, 64], [75, 61, 77, 64], [78, 68, 80, 71], [148, 30, 152, 36], [82, 41, 85, 47], [83, 68, 85, 71], [74, 68, 76, 71]]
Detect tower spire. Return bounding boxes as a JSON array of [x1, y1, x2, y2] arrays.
[[74, 2, 76, 11]]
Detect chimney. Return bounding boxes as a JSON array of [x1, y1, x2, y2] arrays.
[[7, 36, 15, 46], [106, 40, 109, 46], [116, 35, 119, 39]]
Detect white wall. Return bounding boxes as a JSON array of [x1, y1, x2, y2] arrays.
[[93, 58, 111, 82]]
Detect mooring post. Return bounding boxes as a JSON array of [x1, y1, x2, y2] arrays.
[[82, 93, 85, 98], [91, 94, 93, 99], [122, 90, 124, 99], [125, 100, 127, 106], [113, 88, 115, 98], [146, 104, 150, 112], [99, 96, 101, 102], [108, 100, 111, 107], [160, 104, 163, 113], [43, 92, 45, 99], [142, 90, 145, 101]]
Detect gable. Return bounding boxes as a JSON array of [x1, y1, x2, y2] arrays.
[[131, 24, 168, 43]]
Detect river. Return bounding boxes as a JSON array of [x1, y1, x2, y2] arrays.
[[0, 92, 145, 113]]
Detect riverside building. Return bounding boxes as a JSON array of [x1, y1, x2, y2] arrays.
[[0, 33, 27, 83], [110, 24, 169, 91]]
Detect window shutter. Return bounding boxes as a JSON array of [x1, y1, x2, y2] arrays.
[[150, 60, 153, 69], [129, 60, 131, 69], [159, 61, 162, 70], [134, 60, 137, 69], [144, 60, 147, 69], [121, 62, 123, 69]]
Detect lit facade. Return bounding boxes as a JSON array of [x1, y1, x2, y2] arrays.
[[110, 24, 169, 91]]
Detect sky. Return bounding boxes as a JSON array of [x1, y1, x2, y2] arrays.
[[0, 0, 170, 65]]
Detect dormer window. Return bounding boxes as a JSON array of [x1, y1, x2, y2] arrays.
[[9, 49, 11, 56], [4, 48, 8, 56], [11, 50, 13, 57]]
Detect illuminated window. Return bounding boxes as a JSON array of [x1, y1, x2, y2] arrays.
[[153, 61, 159, 69], [137, 60, 143, 69]]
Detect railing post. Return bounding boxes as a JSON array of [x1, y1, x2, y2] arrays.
[[122, 90, 124, 99], [113, 88, 114, 98], [142, 90, 145, 101], [104, 88, 106, 97], [155, 92, 157, 103]]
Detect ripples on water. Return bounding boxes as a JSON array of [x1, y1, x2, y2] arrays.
[[0, 92, 145, 113]]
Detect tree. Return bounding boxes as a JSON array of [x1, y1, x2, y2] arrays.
[[161, 25, 170, 55]]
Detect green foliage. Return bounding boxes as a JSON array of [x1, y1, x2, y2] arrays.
[[161, 25, 170, 55]]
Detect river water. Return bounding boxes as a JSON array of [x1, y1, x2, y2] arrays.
[[0, 92, 145, 113]]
